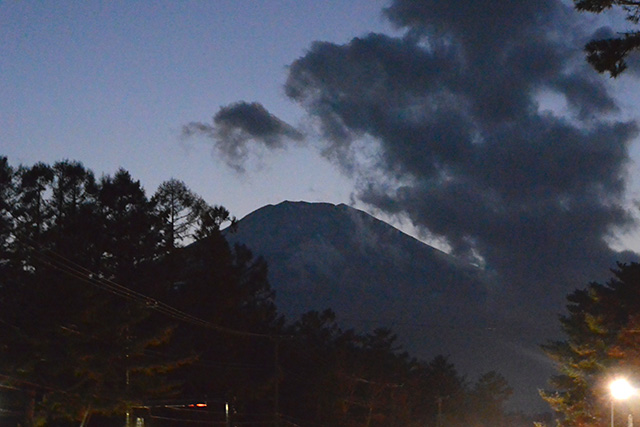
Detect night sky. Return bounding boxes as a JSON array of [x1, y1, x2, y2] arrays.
[[5, 0, 640, 407]]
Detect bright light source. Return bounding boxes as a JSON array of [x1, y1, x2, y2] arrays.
[[610, 378, 636, 400]]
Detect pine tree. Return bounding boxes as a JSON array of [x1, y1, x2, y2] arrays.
[[164, 231, 281, 422], [468, 371, 513, 427], [152, 178, 203, 252], [574, 0, 640, 76], [279, 310, 354, 425], [0, 161, 185, 425], [0, 156, 14, 254], [541, 262, 640, 426], [13, 162, 54, 241]]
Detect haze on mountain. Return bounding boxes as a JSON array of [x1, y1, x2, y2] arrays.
[[225, 200, 557, 411]]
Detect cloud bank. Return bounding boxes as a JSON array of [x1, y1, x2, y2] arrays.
[[186, 0, 639, 320], [183, 101, 303, 172], [285, 0, 639, 312]]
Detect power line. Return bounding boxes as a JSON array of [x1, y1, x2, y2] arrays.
[[0, 372, 68, 394], [5, 201, 283, 339], [12, 234, 282, 340]]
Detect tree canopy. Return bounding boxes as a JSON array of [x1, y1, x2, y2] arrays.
[[0, 158, 261, 425], [575, 0, 640, 76], [541, 262, 640, 426]]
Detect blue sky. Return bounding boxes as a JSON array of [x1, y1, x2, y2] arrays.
[[1, 1, 390, 220], [3, 0, 640, 258]]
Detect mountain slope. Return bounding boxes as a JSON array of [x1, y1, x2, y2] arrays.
[[229, 201, 484, 321], [225, 200, 552, 411]]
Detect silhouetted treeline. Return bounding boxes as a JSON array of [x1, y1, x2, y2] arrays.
[[0, 157, 525, 426]]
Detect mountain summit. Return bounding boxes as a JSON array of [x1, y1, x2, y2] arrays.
[[226, 201, 552, 411], [228, 201, 485, 321]]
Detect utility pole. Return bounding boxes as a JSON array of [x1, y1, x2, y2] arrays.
[[273, 337, 281, 427], [125, 366, 131, 427], [25, 388, 35, 427], [125, 326, 131, 427], [435, 396, 443, 427]]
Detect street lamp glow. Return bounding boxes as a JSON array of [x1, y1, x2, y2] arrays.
[[610, 378, 636, 427], [611, 378, 636, 401]]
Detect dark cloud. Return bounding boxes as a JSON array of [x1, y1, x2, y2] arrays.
[[183, 101, 303, 172], [282, 0, 639, 317], [185, 0, 639, 322]]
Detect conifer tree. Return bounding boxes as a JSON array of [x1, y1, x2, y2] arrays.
[[152, 178, 202, 252], [164, 230, 280, 422], [0, 160, 184, 425], [13, 162, 53, 241], [0, 157, 14, 251], [0, 157, 15, 298], [541, 262, 640, 426], [574, 0, 640, 76], [468, 371, 513, 427], [279, 310, 353, 424]]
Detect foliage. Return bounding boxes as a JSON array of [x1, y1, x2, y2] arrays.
[[278, 310, 518, 427], [574, 0, 640, 76], [0, 156, 521, 426], [541, 262, 640, 426], [0, 158, 244, 425], [151, 178, 235, 252], [163, 231, 282, 423], [1, 160, 176, 425]]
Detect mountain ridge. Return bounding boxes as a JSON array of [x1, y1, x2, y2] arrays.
[[227, 201, 488, 321]]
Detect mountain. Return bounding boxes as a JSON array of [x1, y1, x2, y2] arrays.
[[225, 200, 554, 412]]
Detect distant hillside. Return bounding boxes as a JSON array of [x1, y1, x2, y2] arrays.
[[225, 201, 554, 411]]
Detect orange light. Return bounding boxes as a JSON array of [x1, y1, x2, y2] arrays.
[[187, 402, 207, 408]]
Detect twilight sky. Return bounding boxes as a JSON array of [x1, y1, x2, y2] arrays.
[[2, 0, 390, 218], [5, 1, 640, 329]]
